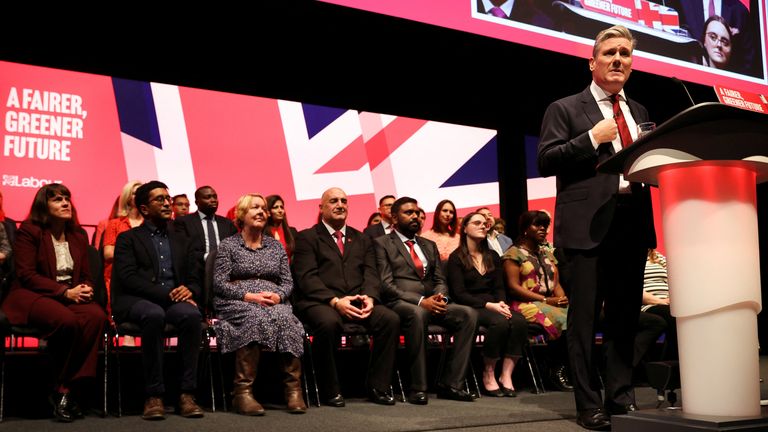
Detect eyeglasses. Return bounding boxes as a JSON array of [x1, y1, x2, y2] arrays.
[[706, 32, 731, 47], [150, 195, 172, 204]]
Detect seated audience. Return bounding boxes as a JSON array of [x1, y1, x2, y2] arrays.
[[477, 207, 512, 255], [175, 185, 238, 262], [641, 248, 677, 361], [0, 223, 10, 276], [374, 196, 477, 405], [264, 194, 298, 263], [446, 212, 528, 397], [1, 183, 107, 422], [111, 181, 205, 420], [213, 193, 307, 415], [172, 194, 190, 219], [91, 195, 119, 250], [493, 217, 507, 237], [502, 210, 568, 341], [367, 212, 382, 227], [103, 180, 144, 314], [292, 187, 400, 407], [363, 195, 396, 238], [0, 190, 18, 250], [420, 199, 460, 262]]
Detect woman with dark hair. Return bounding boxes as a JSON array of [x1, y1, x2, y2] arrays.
[[264, 194, 298, 263], [213, 193, 306, 415], [502, 210, 568, 341], [420, 199, 460, 262], [0, 184, 107, 422], [446, 211, 528, 397], [366, 211, 382, 227], [702, 15, 734, 70]]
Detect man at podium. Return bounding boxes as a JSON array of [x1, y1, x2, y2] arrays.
[[537, 25, 657, 431]]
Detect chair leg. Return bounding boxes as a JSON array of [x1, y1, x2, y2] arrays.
[[115, 337, 123, 417], [302, 334, 320, 407], [1, 338, 5, 422], [216, 351, 227, 412], [468, 361, 481, 398], [394, 368, 406, 402], [102, 330, 109, 417], [524, 344, 545, 394]]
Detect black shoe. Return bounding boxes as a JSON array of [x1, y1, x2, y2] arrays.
[[407, 390, 428, 405], [324, 393, 346, 407], [368, 388, 395, 405], [436, 386, 474, 402], [606, 401, 638, 416], [49, 393, 74, 423], [576, 408, 611, 431], [480, 385, 504, 397], [550, 364, 574, 392], [501, 386, 517, 397], [66, 396, 85, 419]]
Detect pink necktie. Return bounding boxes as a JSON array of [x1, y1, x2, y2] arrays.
[[708, 0, 715, 18], [333, 230, 344, 254], [489, 7, 507, 18], [611, 94, 633, 148]]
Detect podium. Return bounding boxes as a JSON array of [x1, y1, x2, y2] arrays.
[[598, 102, 768, 431]]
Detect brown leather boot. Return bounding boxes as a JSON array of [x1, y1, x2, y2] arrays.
[[232, 345, 265, 416], [282, 354, 307, 414]]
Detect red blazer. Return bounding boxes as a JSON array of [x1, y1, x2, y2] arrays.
[[2, 221, 92, 325]]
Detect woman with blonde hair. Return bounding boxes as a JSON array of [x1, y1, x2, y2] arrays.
[[213, 193, 306, 415]]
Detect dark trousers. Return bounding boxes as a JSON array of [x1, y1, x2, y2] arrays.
[[645, 304, 677, 360], [476, 308, 527, 359], [127, 299, 202, 396], [564, 204, 648, 412], [300, 303, 400, 397], [390, 301, 477, 391], [633, 311, 667, 367], [28, 298, 107, 391]]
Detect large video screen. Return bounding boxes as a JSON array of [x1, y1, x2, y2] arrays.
[[1, 61, 500, 232], [321, 0, 767, 94]]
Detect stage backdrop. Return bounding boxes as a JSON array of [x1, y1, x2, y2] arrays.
[[1, 60, 501, 232]]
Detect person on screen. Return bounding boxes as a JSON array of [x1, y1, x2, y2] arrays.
[[668, 0, 755, 75], [537, 25, 656, 430], [702, 15, 734, 70], [476, 0, 555, 30]]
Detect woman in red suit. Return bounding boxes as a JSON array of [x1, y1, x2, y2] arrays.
[[1, 184, 107, 422]]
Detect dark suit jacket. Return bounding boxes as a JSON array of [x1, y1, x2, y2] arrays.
[[174, 211, 238, 253], [373, 231, 448, 305], [537, 86, 656, 250], [1, 221, 92, 325], [292, 223, 381, 314], [111, 223, 202, 322], [362, 223, 387, 239], [476, 0, 555, 29]]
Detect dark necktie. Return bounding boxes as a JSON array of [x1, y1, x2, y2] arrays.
[[489, 7, 507, 18], [405, 239, 425, 279], [611, 94, 633, 148], [333, 230, 344, 254], [206, 215, 218, 253]]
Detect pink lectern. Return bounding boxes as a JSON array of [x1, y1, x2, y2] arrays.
[[598, 102, 768, 431]]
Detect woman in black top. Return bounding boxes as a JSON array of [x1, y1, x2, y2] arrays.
[[446, 212, 528, 397]]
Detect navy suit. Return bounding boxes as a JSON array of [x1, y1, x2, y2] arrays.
[[538, 86, 656, 412], [112, 223, 203, 396]]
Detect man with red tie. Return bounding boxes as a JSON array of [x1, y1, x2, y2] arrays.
[[374, 197, 477, 405], [292, 187, 400, 407], [538, 25, 656, 430]]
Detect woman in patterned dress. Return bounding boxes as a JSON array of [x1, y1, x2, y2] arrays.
[[213, 193, 306, 415], [502, 210, 568, 340]]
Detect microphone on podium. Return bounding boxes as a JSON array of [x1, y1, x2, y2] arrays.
[[671, 76, 696, 107]]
